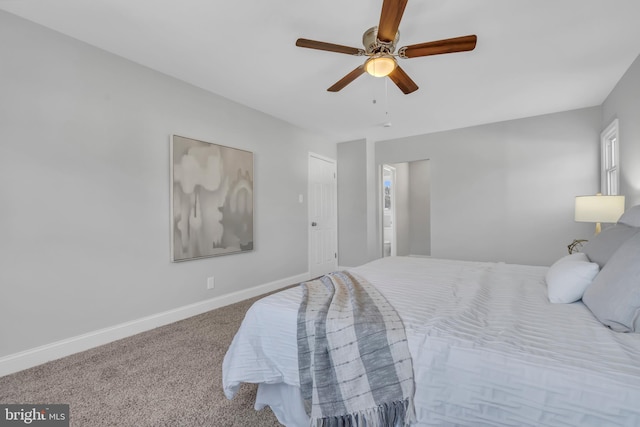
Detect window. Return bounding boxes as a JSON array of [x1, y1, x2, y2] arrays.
[[601, 119, 619, 195]]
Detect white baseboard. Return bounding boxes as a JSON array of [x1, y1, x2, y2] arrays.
[[0, 272, 309, 377]]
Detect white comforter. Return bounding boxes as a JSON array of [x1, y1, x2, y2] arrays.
[[223, 257, 640, 426]]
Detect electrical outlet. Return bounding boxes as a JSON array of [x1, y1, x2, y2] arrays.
[[207, 276, 215, 290]]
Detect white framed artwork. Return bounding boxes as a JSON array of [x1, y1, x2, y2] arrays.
[[170, 135, 254, 262]]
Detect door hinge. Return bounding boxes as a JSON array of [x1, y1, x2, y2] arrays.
[[335, 252, 337, 258]]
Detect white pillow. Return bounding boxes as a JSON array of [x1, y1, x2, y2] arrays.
[[546, 253, 600, 303]]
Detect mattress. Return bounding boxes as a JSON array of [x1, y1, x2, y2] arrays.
[[223, 256, 640, 426]]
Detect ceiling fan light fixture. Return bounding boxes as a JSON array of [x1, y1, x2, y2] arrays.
[[364, 54, 396, 77]]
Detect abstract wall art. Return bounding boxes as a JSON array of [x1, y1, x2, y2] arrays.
[[170, 135, 254, 261]]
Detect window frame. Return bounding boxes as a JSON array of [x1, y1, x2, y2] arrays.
[[601, 119, 620, 196]]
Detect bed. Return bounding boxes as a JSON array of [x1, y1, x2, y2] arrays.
[[223, 208, 640, 427]]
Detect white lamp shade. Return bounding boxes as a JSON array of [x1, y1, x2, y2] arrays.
[[575, 195, 625, 223]]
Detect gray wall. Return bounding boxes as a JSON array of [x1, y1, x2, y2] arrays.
[[365, 139, 379, 261], [337, 139, 379, 267], [602, 54, 640, 207], [408, 160, 431, 256], [337, 140, 368, 266], [376, 107, 602, 266], [0, 11, 336, 357], [389, 160, 431, 257], [391, 162, 410, 256]]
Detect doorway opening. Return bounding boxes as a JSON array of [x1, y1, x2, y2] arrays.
[[382, 165, 396, 257], [381, 160, 431, 257]]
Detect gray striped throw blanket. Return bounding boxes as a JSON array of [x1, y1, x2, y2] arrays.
[[297, 271, 415, 427]]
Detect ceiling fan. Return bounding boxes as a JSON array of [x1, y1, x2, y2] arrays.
[[295, 0, 477, 95]]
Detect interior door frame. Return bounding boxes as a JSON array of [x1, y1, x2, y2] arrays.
[[382, 164, 397, 257], [308, 152, 338, 278]]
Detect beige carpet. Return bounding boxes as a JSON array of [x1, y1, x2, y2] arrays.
[[0, 294, 284, 426]]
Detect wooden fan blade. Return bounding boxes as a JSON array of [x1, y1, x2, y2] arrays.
[[327, 65, 366, 92], [399, 35, 477, 58], [378, 0, 408, 43], [296, 38, 365, 56], [388, 66, 418, 94]]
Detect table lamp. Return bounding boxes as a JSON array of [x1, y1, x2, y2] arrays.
[[575, 194, 625, 234]]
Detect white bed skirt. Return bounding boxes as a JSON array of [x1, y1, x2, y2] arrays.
[[255, 383, 309, 427]]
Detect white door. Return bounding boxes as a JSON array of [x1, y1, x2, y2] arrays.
[[309, 153, 337, 278]]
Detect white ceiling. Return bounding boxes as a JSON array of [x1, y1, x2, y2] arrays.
[[2, 0, 640, 142]]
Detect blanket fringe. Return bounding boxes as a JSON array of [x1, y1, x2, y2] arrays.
[[311, 398, 416, 427]]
